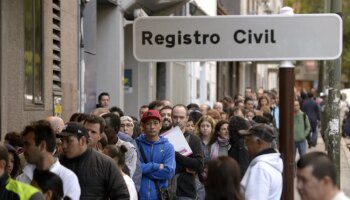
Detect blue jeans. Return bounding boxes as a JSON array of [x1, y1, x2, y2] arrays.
[[295, 140, 307, 158], [309, 129, 318, 146]]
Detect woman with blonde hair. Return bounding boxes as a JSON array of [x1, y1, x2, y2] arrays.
[[195, 115, 216, 163], [195, 115, 216, 200]]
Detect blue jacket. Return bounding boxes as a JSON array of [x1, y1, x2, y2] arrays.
[[136, 134, 176, 200]]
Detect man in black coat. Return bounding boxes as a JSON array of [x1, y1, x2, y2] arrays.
[[59, 122, 129, 200], [301, 92, 320, 147], [172, 105, 204, 200]]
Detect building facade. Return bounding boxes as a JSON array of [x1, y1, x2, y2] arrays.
[[0, 0, 79, 137], [81, 0, 217, 117], [217, 0, 283, 100]]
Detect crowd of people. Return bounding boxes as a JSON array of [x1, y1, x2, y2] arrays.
[[0, 87, 349, 200]]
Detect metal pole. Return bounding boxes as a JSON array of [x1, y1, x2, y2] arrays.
[[326, 0, 342, 187], [279, 7, 295, 200], [279, 61, 295, 200]]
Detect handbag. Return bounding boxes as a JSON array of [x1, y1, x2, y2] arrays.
[[137, 141, 171, 200]]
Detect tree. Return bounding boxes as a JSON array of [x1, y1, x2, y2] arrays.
[[283, 0, 350, 87]]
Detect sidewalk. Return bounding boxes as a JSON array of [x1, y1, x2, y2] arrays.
[[294, 135, 350, 199]]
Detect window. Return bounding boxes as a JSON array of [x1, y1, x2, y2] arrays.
[[24, 0, 43, 105], [207, 83, 210, 101], [196, 79, 200, 99]]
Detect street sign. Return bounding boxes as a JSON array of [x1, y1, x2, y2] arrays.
[[133, 14, 342, 62]]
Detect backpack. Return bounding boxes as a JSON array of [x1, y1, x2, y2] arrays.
[[303, 112, 312, 139]]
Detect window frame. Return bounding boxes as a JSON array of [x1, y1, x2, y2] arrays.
[[24, 0, 44, 109]]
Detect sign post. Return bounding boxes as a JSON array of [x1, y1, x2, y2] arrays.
[[133, 14, 343, 200], [134, 14, 342, 62]]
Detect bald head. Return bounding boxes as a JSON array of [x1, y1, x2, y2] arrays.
[[46, 116, 65, 134]]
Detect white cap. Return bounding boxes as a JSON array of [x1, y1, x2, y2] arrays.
[[279, 7, 294, 15], [280, 61, 294, 68]]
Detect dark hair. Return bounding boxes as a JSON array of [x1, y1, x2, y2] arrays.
[[98, 92, 110, 102], [77, 113, 89, 123], [297, 152, 337, 185], [4, 132, 24, 148], [252, 115, 269, 124], [188, 110, 203, 125], [140, 105, 148, 109], [22, 120, 56, 153], [6, 144, 21, 178], [270, 93, 278, 100], [69, 113, 81, 122], [109, 106, 124, 117], [223, 96, 233, 103], [160, 105, 173, 113], [232, 107, 243, 118], [228, 116, 250, 144], [0, 144, 9, 168], [130, 116, 141, 139], [148, 100, 163, 110], [104, 145, 128, 167], [244, 97, 254, 104], [263, 112, 274, 124], [210, 120, 229, 144], [33, 170, 69, 200], [300, 91, 307, 100], [206, 156, 243, 200], [84, 115, 106, 134], [307, 92, 314, 98], [234, 100, 244, 107], [102, 113, 121, 132], [102, 113, 121, 144], [99, 133, 108, 149], [187, 103, 199, 110]]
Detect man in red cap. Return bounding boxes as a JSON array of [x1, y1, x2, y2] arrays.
[[136, 110, 176, 200]]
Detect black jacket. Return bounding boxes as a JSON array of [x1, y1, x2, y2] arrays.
[[60, 148, 129, 200], [301, 98, 320, 130], [175, 132, 204, 198], [228, 138, 250, 178]]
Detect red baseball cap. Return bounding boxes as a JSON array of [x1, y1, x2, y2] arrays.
[[141, 110, 161, 123]]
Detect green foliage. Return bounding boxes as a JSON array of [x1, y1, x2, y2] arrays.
[[283, 0, 350, 84], [343, 0, 350, 77], [283, 0, 324, 14]]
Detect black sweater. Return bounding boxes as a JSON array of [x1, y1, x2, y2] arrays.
[[175, 132, 204, 198]]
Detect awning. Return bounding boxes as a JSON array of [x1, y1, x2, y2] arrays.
[[119, 0, 190, 16]]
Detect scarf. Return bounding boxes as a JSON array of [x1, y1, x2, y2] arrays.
[[210, 138, 230, 160]]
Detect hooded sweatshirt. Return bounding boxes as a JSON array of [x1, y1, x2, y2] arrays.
[[241, 148, 283, 200], [136, 134, 176, 200]]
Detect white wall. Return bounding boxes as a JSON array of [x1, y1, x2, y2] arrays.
[[188, 61, 216, 106], [96, 5, 124, 108], [194, 0, 217, 16], [124, 24, 156, 117]]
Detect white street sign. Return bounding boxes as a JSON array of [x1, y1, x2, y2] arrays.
[[133, 14, 342, 62]]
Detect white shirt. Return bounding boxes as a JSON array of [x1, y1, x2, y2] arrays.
[[332, 191, 350, 200], [17, 159, 81, 200], [123, 174, 138, 200]]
